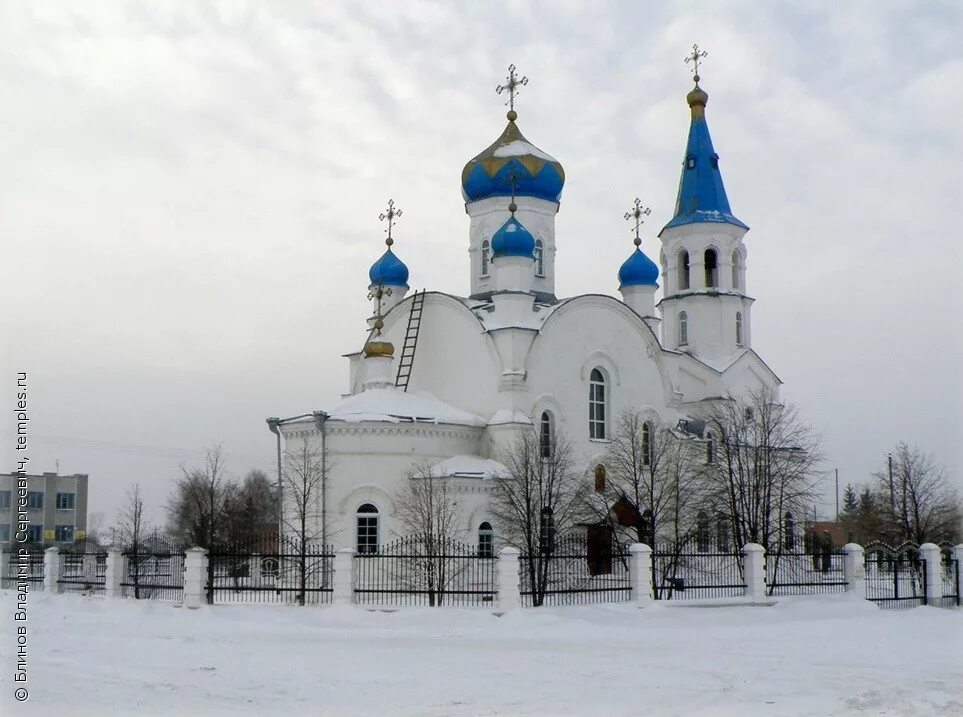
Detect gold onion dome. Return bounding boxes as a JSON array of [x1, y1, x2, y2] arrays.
[[686, 80, 709, 110], [364, 340, 395, 358]]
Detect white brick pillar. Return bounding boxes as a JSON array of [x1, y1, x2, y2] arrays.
[[742, 543, 766, 602], [843, 543, 866, 599], [183, 547, 208, 609], [919, 543, 943, 606], [44, 546, 61, 594], [628, 543, 654, 608], [496, 547, 521, 612], [104, 548, 124, 599], [332, 548, 355, 606]]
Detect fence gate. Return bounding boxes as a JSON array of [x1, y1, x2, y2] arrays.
[[766, 549, 847, 596], [58, 544, 107, 594], [519, 534, 630, 607], [864, 543, 926, 610], [653, 545, 745, 600], [121, 536, 186, 601], [355, 536, 495, 607], [207, 537, 333, 605], [941, 550, 959, 608]]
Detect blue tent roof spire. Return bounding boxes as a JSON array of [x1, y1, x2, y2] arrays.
[[661, 73, 748, 234]]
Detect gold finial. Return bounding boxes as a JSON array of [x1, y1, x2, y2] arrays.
[[496, 64, 528, 121], [379, 199, 402, 247], [624, 198, 652, 247], [507, 170, 518, 215], [685, 43, 707, 86]]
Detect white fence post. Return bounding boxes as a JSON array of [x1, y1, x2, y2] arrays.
[[843, 543, 866, 599], [332, 548, 355, 606], [496, 547, 521, 612], [919, 543, 943, 606], [742, 543, 766, 603], [628, 543, 654, 608], [44, 546, 61, 594], [183, 547, 208, 609], [104, 548, 124, 599]]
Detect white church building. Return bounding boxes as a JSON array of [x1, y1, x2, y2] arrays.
[[273, 66, 781, 553]]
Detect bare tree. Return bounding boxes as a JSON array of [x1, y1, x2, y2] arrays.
[[114, 483, 150, 598], [281, 436, 329, 604], [696, 388, 822, 553], [490, 427, 591, 606], [393, 462, 469, 606], [874, 443, 961, 545], [166, 444, 236, 550], [225, 468, 278, 545]]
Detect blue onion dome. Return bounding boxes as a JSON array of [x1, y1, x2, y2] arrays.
[[491, 216, 536, 259], [461, 117, 565, 204], [368, 248, 409, 288], [618, 248, 659, 287]]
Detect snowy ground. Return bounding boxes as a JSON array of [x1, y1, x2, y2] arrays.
[[2, 593, 961, 717]]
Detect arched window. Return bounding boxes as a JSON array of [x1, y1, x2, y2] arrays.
[[704, 249, 718, 288], [716, 512, 730, 552], [784, 512, 796, 550], [481, 240, 490, 276], [478, 522, 494, 558], [539, 411, 553, 459], [594, 464, 606, 493], [641, 422, 652, 466], [539, 507, 555, 554], [697, 511, 710, 553], [735, 312, 743, 346], [678, 250, 690, 290], [356, 503, 380, 554], [705, 431, 715, 464], [678, 311, 688, 347], [534, 239, 544, 276], [589, 368, 607, 439], [731, 250, 741, 289]]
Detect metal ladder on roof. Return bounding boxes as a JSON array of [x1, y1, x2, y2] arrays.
[[395, 290, 425, 392]]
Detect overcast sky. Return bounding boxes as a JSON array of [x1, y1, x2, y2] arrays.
[[2, 1, 961, 528]]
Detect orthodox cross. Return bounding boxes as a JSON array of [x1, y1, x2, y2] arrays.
[[367, 283, 392, 336], [624, 198, 652, 247], [685, 43, 708, 84], [496, 64, 528, 117], [379, 199, 402, 247]]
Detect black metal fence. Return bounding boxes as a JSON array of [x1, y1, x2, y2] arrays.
[[653, 545, 746, 600], [121, 537, 186, 601], [941, 552, 959, 608], [208, 537, 334, 605], [766, 550, 847, 596], [356, 536, 495, 607], [1, 550, 45, 591], [519, 534, 630, 607], [57, 546, 107, 594], [864, 543, 927, 610]]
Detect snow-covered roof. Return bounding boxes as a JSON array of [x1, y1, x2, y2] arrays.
[[491, 139, 557, 162], [429, 455, 509, 480], [327, 388, 485, 427], [488, 409, 533, 426], [467, 299, 560, 332]]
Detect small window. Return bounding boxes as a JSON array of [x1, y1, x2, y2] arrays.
[[478, 522, 494, 558], [539, 411, 553, 459], [735, 312, 743, 346], [594, 464, 606, 493], [481, 240, 490, 276], [26, 525, 43, 542], [710, 153, 719, 169], [641, 422, 652, 466], [55, 525, 74, 543], [784, 512, 796, 551], [0, 525, 9, 542], [678, 311, 688, 346], [704, 249, 718, 288], [716, 513, 730, 552], [745, 406, 753, 421], [356, 503, 380, 554], [589, 368, 607, 440], [26, 492, 43, 510], [0, 491, 10, 509], [731, 250, 741, 289], [534, 239, 544, 276], [686, 154, 696, 169], [56, 492, 75, 510], [696, 511, 710, 553], [678, 250, 690, 290], [539, 508, 555, 554], [706, 431, 715, 464]]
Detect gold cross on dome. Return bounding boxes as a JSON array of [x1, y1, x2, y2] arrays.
[[685, 43, 708, 84], [496, 64, 529, 114], [367, 283, 392, 336], [378, 199, 402, 246], [624, 198, 652, 246]]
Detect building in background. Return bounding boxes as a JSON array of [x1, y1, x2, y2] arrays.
[[0, 472, 89, 546]]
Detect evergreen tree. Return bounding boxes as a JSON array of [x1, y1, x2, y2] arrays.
[[840, 484, 859, 542]]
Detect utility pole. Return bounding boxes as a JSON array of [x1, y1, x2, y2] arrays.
[[834, 468, 839, 523]]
